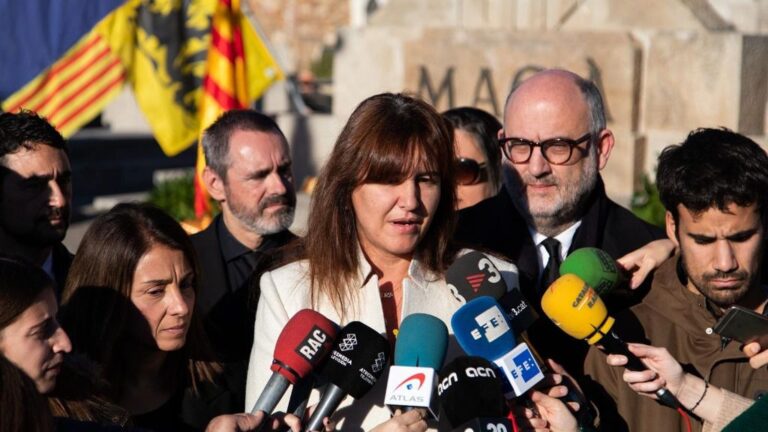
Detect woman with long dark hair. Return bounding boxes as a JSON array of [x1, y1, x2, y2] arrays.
[[61, 203, 233, 431], [245, 93, 519, 430]]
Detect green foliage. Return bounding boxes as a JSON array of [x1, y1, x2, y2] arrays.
[[147, 173, 219, 222], [310, 47, 334, 79], [631, 175, 666, 228]]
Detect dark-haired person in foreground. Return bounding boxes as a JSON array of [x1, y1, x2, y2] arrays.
[[193, 109, 297, 364], [0, 111, 73, 296], [584, 128, 768, 432], [246, 93, 519, 430]]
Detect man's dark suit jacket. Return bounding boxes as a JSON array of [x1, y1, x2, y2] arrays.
[[455, 178, 664, 376], [51, 242, 73, 300], [191, 215, 297, 362]]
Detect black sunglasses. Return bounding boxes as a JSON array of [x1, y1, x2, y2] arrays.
[[455, 158, 489, 185]]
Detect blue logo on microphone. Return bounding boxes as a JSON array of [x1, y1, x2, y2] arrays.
[[511, 350, 540, 383]]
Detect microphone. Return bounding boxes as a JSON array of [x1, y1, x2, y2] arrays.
[[250, 309, 338, 415], [437, 356, 512, 431], [446, 253, 593, 423], [447, 251, 508, 303], [540, 274, 680, 408], [384, 313, 447, 418], [451, 297, 545, 398], [304, 321, 390, 431], [559, 247, 627, 296], [446, 251, 538, 333]]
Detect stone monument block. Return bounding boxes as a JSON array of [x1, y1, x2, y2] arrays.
[[402, 29, 641, 132], [645, 32, 757, 133]]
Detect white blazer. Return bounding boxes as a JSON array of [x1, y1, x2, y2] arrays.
[[245, 250, 519, 431]]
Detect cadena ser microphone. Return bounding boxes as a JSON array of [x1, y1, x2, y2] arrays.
[[541, 274, 681, 408], [437, 356, 511, 432], [452, 297, 544, 398], [559, 247, 627, 296], [384, 313, 448, 419], [250, 309, 338, 415], [446, 251, 538, 334], [304, 321, 390, 432]]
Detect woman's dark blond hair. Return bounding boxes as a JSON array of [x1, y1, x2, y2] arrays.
[[61, 203, 220, 400], [305, 93, 458, 316]]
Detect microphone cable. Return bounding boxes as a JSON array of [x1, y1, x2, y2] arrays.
[[676, 407, 692, 432]]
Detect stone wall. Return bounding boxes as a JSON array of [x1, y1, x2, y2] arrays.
[[331, 0, 768, 206]]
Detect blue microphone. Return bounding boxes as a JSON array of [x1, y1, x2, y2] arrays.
[[451, 297, 544, 398], [384, 313, 448, 419]]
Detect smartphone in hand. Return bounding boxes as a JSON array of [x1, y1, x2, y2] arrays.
[[712, 306, 768, 343]]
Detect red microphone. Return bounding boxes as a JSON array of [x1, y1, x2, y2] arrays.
[[249, 309, 338, 415]]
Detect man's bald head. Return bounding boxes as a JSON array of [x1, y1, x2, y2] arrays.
[[505, 69, 606, 139], [500, 69, 614, 235]]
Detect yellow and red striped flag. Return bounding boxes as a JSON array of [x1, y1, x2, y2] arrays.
[[194, 0, 282, 219], [1, 1, 126, 136]]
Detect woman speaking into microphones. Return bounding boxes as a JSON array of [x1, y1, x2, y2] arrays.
[[245, 93, 519, 431]]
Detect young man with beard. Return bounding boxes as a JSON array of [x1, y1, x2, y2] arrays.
[[192, 109, 297, 363], [583, 128, 768, 432], [455, 69, 663, 376], [0, 111, 73, 296]]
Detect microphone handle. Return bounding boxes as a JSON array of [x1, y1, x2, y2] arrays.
[[251, 372, 291, 415], [599, 331, 681, 409], [519, 332, 595, 425], [304, 384, 346, 432]]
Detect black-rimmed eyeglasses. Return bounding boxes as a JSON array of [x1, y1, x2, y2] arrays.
[[499, 133, 591, 165]]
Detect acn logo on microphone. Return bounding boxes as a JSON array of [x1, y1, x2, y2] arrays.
[[470, 306, 510, 342]]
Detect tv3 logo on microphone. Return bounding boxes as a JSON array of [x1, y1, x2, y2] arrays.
[[470, 305, 510, 343], [295, 325, 331, 362]]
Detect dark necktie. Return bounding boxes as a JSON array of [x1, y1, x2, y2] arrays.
[[540, 237, 562, 292]]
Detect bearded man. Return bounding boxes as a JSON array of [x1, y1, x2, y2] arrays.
[[0, 111, 73, 297], [583, 128, 768, 432], [192, 109, 297, 362], [455, 69, 663, 375]]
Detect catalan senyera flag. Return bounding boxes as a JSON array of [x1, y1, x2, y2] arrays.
[[193, 0, 282, 219], [0, 1, 127, 136], [1, 0, 282, 180]]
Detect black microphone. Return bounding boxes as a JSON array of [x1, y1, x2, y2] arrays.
[[446, 251, 538, 335], [304, 321, 390, 431], [437, 356, 510, 431]]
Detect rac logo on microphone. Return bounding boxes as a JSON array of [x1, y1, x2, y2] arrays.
[[470, 306, 510, 342], [295, 326, 331, 363]]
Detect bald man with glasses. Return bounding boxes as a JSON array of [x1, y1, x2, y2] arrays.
[[455, 69, 664, 377]]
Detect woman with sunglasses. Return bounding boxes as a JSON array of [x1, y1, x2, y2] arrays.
[[442, 107, 503, 209]]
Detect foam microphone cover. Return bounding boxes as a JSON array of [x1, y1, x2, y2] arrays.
[[271, 309, 338, 384], [446, 251, 507, 302], [540, 274, 614, 345], [451, 296, 516, 360], [559, 247, 626, 296], [437, 356, 507, 427], [395, 313, 448, 369], [319, 321, 390, 398]]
